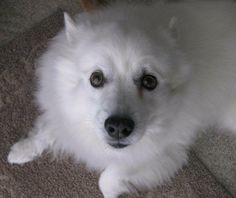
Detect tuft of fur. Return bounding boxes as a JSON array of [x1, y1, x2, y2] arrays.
[[8, 2, 236, 198]]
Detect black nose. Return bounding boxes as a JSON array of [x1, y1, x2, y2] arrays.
[[104, 116, 135, 139]]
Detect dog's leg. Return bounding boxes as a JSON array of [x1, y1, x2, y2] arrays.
[[99, 148, 188, 198], [99, 165, 131, 198], [7, 114, 54, 164]]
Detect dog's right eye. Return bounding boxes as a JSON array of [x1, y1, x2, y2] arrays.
[[90, 70, 105, 88]]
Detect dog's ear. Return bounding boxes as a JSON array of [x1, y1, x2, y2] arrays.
[[64, 12, 77, 42], [168, 16, 178, 40]]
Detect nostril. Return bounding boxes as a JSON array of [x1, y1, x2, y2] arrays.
[[120, 120, 134, 138], [122, 128, 131, 137], [108, 126, 115, 134]]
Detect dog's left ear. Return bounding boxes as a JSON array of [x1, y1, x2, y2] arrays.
[[168, 16, 178, 40], [64, 12, 77, 42], [167, 17, 190, 90]]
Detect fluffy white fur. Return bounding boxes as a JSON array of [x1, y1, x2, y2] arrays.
[[8, 2, 236, 198]]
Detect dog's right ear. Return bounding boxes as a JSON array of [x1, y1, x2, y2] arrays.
[[64, 12, 77, 42]]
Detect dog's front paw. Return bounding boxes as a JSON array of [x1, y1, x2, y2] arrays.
[[99, 168, 129, 198], [8, 139, 38, 164]]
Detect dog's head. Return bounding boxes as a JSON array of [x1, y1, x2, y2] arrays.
[[38, 12, 190, 150]]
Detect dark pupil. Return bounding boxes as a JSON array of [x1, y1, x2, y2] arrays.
[[90, 71, 104, 88], [142, 75, 157, 90]]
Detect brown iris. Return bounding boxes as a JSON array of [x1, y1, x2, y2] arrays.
[[141, 74, 158, 90], [90, 70, 105, 88]]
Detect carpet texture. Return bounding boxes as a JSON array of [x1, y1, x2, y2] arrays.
[[194, 130, 236, 196], [0, 0, 82, 46], [0, 10, 233, 198]]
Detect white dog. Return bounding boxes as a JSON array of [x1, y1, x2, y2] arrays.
[[8, 2, 236, 198]]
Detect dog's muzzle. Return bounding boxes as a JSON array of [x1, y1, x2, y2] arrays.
[[104, 115, 135, 149]]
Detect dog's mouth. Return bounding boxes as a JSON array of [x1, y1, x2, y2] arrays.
[[108, 143, 129, 149]]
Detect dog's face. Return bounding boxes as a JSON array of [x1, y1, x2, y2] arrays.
[[41, 14, 189, 150]]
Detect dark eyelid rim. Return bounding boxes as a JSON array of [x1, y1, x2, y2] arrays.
[[142, 66, 165, 79], [133, 68, 158, 82]]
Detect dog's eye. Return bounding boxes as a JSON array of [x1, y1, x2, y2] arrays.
[[90, 70, 105, 88], [141, 75, 158, 90]]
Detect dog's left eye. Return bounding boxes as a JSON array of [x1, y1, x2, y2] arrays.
[[90, 70, 105, 88], [141, 75, 158, 90]]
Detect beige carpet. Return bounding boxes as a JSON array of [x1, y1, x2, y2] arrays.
[[0, 10, 233, 198]]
